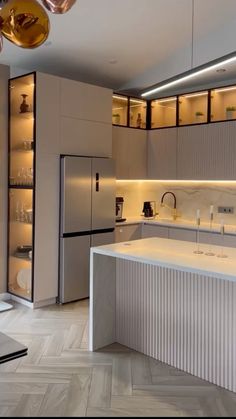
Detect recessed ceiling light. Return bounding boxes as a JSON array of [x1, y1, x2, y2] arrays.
[[44, 41, 52, 47], [216, 68, 226, 73], [108, 59, 117, 65]]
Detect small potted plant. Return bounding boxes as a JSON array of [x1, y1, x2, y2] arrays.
[[195, 111, 204, 122], [225, 106, 236, 120], [112, 113, 120, 125]]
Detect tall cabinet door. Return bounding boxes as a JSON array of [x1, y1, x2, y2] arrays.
[[91, 158, 115, 230], [61, 156, 91, 234]]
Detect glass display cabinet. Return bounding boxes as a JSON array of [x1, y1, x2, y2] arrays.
[[210, 85, 236, 122], [8, 73, 35, 301], [178, 91, 208, 126], [112, 94, 128, 126], [129, 98, 147, 129], [151, 97, 177, 128]]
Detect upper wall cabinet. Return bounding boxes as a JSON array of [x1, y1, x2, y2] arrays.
[[60, 78, 112, 124], [148, 128, 177, 179], [177, 122, 236, 180], [210, 85, 236, 123], [151, 97, 177, 128], [112, 126, 147, 179], [178, 91, 208, 126], [112, 94, 147, 129]]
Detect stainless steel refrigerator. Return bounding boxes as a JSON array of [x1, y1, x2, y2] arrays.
[[59, 155, 115, 303]]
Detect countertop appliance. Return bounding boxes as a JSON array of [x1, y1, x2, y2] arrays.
[[116, 197, 126, 222], [142, 201, 156, 218], [59, 155, 115, 303]]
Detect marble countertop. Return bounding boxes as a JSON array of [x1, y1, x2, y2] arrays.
[[116, 216, 236, 234], [91, 237, 236, 282]]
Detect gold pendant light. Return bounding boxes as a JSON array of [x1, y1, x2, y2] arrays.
[[0, 0, 50, 48], [41, 0, 76, 14]]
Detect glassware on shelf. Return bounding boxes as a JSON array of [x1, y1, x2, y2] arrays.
[[20, 202, 26, 223], [217, 220, 228, 258], [15, 201, 20, 222], [194, 209, 203, 254], [205, 205, 215, 256], [23, 140, 34, 151]]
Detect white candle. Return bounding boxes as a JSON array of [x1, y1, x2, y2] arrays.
[[220, 219, 224, 235], [210, 205, 214, 215], [196, 209, 200, 219]]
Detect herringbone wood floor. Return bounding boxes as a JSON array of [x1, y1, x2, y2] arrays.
[[0, 299, 235, 417]]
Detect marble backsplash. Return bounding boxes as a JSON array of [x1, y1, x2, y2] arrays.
[[116, 181, 236, 226]]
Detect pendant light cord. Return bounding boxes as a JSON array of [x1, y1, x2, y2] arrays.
[[191, 0, 194, 69]]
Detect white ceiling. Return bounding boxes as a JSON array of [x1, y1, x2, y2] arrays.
[[1, 0, 236, 96]]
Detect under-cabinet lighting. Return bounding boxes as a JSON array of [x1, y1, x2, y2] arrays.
[[182, 92, 208, 99], [116, 179, 236, 184], [155, 97, 176, 103], [112, 95, 128, 101], [141, 54, 236, 97], [214, 86, 236, 93]]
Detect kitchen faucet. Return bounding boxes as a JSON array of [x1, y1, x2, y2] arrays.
[[160, 191, 177, 220]]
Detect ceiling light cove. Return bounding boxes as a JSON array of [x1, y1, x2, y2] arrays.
[[141, 53, 236, 98]]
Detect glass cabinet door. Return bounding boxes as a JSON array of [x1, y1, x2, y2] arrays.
[[112, 94, 128, 126], [210, 85, 236, 122], [178, 91, 208, 125], [8, 73, 35, 301], [129, 98, 147, 129], [151, 97, 177, 128]]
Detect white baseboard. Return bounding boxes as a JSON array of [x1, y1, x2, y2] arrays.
[[10, 295, 56, 309], [10, 295, 34, 308], [33, 298, 56, 308], [0, 293, 11, 301]]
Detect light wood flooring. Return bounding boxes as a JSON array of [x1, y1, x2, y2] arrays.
[[0, 299, 235, 417]]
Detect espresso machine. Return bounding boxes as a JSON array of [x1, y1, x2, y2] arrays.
[[116, 197, 126, 222]]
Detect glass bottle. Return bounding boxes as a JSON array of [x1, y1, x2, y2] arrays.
[[136, 112, 142, 128]]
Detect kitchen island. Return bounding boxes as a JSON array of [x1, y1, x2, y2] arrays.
[[89, 237, 236, 392]]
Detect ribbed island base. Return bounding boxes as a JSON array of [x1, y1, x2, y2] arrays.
[[89, 237, 236, 393]]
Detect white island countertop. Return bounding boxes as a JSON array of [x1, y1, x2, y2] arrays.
[[91, 237, 236, 282]]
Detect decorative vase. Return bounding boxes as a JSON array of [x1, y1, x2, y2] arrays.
[[226, 110, 234, 120], [20, 94, 29, 113]]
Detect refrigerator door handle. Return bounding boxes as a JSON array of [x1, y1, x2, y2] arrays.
[[95, 172, 99, 192]]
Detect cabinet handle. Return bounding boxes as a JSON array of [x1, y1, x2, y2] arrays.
[[96, 173, 99, 192]]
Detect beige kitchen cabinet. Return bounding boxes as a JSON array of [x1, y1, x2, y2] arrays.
[[8, 71, 113, 307], [115, 224, 142, 243], [199, 231, 236, 248], [177, 122, 236, 180], [148, 128, 177, 179], [112, 126, 147, 179], [141, 223, 169, 238], [168, 227, 196, 242]]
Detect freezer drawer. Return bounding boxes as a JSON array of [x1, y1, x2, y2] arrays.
[[59, 235, 90, 303]]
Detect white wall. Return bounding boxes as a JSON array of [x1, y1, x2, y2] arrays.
[[0, 64, 10, 294]]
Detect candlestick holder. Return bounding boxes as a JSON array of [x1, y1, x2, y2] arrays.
[[217, 225, 228, 258], [194, 219, 203, 254], [205, 214, 215, 256]]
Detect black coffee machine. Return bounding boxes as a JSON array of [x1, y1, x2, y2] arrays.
[[116, 197, 126, 222], [142, 201, 156, 218]]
